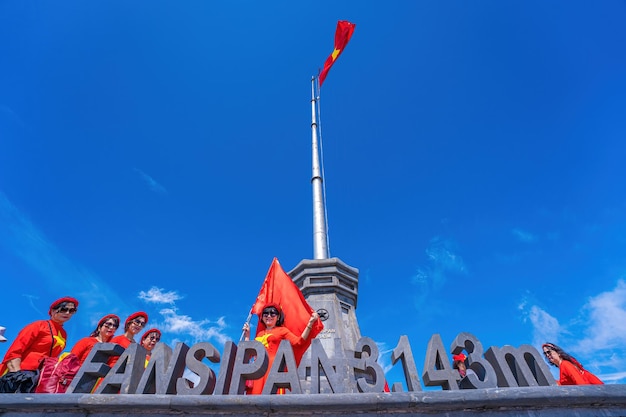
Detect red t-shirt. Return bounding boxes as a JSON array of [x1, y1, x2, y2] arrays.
[[0, 320, 67, 374]]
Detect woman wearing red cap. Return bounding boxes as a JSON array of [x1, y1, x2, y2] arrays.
[[542, 342, 603, 385], [105, 312, 148, 372], [70, 314, 120, 364], [242, 303, 318, 395], [110, 312, 148, 349], [0, 296, 78, 392], [140, 328, 161, 366]]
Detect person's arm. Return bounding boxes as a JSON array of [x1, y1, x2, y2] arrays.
[[2, 321, 41, 371], [242, 323, 251, 341], [5, 358, 21, 372], [300, 312, 320, 340]]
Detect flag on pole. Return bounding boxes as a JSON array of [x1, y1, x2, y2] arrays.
[[251, 258, 324, 365], [318, 20, 356, 87]]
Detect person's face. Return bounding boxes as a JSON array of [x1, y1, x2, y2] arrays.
[[457, 362, 467, 377], [128, 317, 147, 335], [51, 303, 77, 324], [141, 332, 160, 351], [99, 320, 118, 341], [262, 308, 279, 328], [543, 347, 561, 365]]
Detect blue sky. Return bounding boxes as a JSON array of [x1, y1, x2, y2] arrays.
[[1, 0, 626, 387]]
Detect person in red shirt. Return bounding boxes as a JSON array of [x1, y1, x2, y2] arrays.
[[542, 342, 604, 385], [242, 303, 318, 395], [0, 297, 78, 376], [140, 328, 161, 366], [70, 314, 120, 364], [110, 312, 148, 349]]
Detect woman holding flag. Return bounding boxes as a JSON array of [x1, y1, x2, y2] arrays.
[[242, 258, 323, 395], [243, 304, 319, 395]]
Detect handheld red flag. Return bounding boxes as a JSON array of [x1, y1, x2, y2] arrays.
[[251, 258, 323, 365], [318, 20, 356, 87]]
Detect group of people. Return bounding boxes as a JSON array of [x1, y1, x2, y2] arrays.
[[0, 297, 163, 393], [0, 296, 606, 394]]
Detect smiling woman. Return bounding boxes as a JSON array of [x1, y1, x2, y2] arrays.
[[542, 342, 604, 386], [0, 296, 79, 393], [70, 314, 120, 365]]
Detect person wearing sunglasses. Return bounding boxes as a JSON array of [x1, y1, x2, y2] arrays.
[[70, 314, 120, 364], [105, 312, 149, 372], [110, 312, 148, 350], [0, 296, 78, 392], [242, 303, 319, 395], [542, 342, 603, 385], [140, 328, 161, 366]]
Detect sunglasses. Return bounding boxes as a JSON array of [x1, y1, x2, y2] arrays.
[[102, 322, 118, 329], [543, 350, 553, 357], [262, 310, 278, 317], [57, 307, 77, 314], [146, 335, 160, 341], [132, 319, 147, 327]]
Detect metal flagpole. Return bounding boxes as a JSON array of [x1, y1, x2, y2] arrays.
[[311, 76, 329, 259]]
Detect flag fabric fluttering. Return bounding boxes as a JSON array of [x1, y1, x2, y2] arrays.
[[251, 258, 324, 365], [318, 20, 356, 87]]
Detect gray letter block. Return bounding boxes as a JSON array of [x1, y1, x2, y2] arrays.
[[95, 343, 147, 394], [390, 335, 422, 392], [422, 334, 459, 390], [451, 332, 497, 389], [485, 344, 557, 387], [66, 342, 124, 394], [176, 342, 220, 395], [137, 342, 188, 394], [262, 340, 302, 394], [309, 338, 347, 394], [229, 340, 268, 395], [214, 341, 237, 395], [353, 337, 386, 393]]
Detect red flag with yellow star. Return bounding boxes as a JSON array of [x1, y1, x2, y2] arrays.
[[318, 20, 356, 87], [251, 258, 323, 365]]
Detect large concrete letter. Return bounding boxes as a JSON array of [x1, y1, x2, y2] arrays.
[[422, 334, 459, 390], [390, 335, 422, 392], [353, 337, 386, 393], [261, 340, 301, 394], [66, 342, 124, 394], [229, 340, 268, 395], [176, 342, 220, 395], [309, 338, 347, 394], [95, 343, 147, 394], [137, 342, 189, 394], [214, 341, 237, 395], [450, 332, 497, 389], [485, 344, 557, 387]]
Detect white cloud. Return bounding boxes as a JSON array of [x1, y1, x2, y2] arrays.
[[158, 307, 230, 345], [512, 228, 537, 243], [575, 280, 626, 354], [137, 286, 231, 346], [520, 280, 626, 383], [139, 287, 183, 304], [518, 301, 564, 347], [134, 168, 167, 195], [411, 237, 467, 310]]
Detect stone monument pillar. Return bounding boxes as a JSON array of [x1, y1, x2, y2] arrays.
[[289, 257, 361, 392]]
